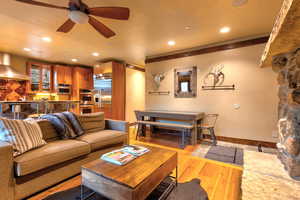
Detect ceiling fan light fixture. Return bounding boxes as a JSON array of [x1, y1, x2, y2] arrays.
[[69, 11, 89, 24], [232, 0, 248, 7]]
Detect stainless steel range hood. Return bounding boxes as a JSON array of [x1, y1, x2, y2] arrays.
[[0, 53, 30, 81]]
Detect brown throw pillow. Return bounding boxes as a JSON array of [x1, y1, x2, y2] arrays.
[[0, 118, 47, 157]]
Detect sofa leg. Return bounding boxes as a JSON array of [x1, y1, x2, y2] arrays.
[[180, 129, 186, 149]]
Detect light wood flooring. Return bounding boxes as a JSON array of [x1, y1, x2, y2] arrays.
[[29, 129, 243, 200]]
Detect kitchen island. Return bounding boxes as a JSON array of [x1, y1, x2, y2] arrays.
[[0, 100, 80, 119]]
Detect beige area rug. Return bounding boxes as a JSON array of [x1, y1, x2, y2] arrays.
[[191, 140, 277, 159], [242, 151, 300, 200]]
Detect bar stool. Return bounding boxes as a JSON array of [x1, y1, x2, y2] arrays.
[[12, 104, 21, 119], [198, 114, 219, 145]]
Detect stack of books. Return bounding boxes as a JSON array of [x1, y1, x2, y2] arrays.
[[100, 145, 149, 166]]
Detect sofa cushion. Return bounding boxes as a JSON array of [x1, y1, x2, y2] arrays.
[[14, 140, 90, 176], [76, 112, 105, 134], [77, 130, 127, 151], [36, 120, 60, 142]]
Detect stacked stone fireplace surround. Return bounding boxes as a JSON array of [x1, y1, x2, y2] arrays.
[[274, 48, 300, 180]]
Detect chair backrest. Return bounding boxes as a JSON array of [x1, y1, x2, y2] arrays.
[[201, 114, 219, 128]]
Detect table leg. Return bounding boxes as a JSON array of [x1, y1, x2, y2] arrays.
[[81, 184, 96, 200], [181, 129, 186, 149], [81, 184, 84, 200], [176, 165, 178, 186], [191, 120, 197, 145]]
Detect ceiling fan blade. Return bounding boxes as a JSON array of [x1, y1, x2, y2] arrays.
[[57, 19, 76, 33], [88, 7, 130, 20], [88, 16, 116, 38], [15, 0, 68, 10]]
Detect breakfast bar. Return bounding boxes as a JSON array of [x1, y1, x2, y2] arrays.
[[0, 100, 80, 119]]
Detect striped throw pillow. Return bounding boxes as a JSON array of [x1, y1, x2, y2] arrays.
[[0, 118, 47, 157]]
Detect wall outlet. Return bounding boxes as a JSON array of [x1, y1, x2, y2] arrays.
[[272, 130, 279, 138], [233, 104, 240, 110]]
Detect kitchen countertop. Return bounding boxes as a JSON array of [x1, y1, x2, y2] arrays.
[[0, 100, 80, 104]]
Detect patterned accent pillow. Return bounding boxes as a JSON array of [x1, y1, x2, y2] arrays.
[[0, 118, 47, 157]]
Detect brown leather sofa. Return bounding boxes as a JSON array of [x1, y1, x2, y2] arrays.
[[0, 113, 129, 200]]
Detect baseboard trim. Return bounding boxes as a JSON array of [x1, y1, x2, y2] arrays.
[[203, 134, 277, 149], [137, 126, 277, 148]]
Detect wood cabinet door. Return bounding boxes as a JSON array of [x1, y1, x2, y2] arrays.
[[72, 67, 93, 90], [41, 64, 52, 92], [54, 65, 65, 85], [27, 62, 53, 93], [54, 65, 73, 85], [87, 67, 94, 89], [80, 67, 93, 89], [64, 67, 73, 85], [27, 63, 41, 93]]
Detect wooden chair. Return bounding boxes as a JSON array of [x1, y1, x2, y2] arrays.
[[198, 114, 219, 145]]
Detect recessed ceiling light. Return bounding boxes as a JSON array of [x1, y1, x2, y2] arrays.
[[168, 40, 176, 46], [92, 52, 100, 57], [71, 58, 78, 62], [185, 26, 191, 30], [220, 27, 231, 34], [23, 48, 31, 52], [232, 0, 248, 7], [42, 37, 52, 42]]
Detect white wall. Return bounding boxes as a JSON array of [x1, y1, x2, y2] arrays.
[[126, 68, 146, 123], [145, 44, 278, 142]]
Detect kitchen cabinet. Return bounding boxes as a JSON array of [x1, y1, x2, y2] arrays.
[[53, 65, 73, 85], [73, 67, 93, 90], [27, 62, 53, 93], [71, 66, 94, 114]]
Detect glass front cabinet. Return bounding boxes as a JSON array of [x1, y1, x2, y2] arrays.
[[27, 62, 53, 93]]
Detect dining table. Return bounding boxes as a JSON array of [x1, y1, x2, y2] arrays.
[[135, 110, 205, 145]]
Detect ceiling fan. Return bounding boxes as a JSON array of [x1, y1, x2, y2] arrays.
[[15, 0, 130, 38]]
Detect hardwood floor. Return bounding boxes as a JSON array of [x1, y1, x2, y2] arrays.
[[29, 129, 243, 200]]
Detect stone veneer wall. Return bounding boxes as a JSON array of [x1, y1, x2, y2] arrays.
[[274, 48, 300, 180]]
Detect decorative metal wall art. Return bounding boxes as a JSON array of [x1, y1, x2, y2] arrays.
[[202, 64, 235, 90], [148, 72, 170, 95]]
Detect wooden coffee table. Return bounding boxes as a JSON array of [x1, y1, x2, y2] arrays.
[[81, 145, 178, 200]]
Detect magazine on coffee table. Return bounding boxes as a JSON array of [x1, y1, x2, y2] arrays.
[[122, 145, 150, 156], [100, 149, 136, 166]]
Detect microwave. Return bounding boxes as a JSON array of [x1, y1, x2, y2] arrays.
[[57, 84, 71, 94], [79, 89, 93, 105]]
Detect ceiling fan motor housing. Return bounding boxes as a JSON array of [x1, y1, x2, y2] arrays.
[[69, 10, 89, 24]]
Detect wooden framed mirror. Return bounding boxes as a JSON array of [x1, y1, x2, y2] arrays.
[[174, 66, 197, 98]]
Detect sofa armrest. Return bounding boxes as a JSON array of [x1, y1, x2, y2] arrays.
[[0, 141, 14, 200], [105, 119, 129, 133]]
